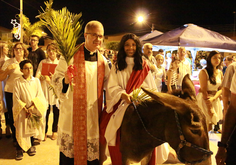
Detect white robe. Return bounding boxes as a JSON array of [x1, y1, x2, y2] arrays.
[[13, 76, 47, 151], [52, 54, 110, 160], [105, 57, 169, 164]]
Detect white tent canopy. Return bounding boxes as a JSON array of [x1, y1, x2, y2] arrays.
[[142, 23, 236, 52], [139, 30, 163, 42]]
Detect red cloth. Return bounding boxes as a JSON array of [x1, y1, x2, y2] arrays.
[[100, 60, 155, 165], [73, 44, 105, 165]]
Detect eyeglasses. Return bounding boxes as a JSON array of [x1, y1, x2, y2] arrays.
[[15, 48, 23, 51], [47, 48, 56, 52], [30, 39, 38, 42], [86, 33, 104, 39], [23, 67, 33, 70]]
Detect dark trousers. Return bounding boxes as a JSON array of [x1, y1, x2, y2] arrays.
[[45, 105, 59, 133], [161, 82, 167, 93], [226, 127, 236, 164], [60, 152, 99, 165], [5, 92, 16, 141], [16, 137, 34, 151]]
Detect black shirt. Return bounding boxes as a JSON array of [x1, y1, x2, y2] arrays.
[[28, 47, 46, 76]]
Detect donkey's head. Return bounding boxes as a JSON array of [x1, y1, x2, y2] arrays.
[[142, 74, 211, 164]]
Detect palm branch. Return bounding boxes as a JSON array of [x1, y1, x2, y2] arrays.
[[131, 88, 155, 106], [36, 0, 83, 65], [14, 14, 46, 44]]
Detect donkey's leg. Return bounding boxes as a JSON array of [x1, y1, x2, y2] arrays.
[[122, 155, 130, 165], [140, 153, 152, 165]]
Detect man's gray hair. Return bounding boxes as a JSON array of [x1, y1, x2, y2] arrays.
[[143, 43, 153, 49], [84, 20, 104, 33]]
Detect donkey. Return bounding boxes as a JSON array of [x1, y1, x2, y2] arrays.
[[120, 74, 212, 165]]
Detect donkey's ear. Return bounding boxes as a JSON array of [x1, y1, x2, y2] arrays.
[[141, 87, 189, 115], [141, 87, 164, 106], [182, 74, 197, 101]]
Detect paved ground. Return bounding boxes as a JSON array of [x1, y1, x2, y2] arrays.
[[0, 113, 59, 165], [0, 113, 221, 165]]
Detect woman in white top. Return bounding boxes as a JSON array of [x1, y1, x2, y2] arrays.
[[196, 50, 223, 132], [36, 43, 60, 140], [1, 42, 28, 143], [0, 42, 10, 139], [155, 54, 166, 92]]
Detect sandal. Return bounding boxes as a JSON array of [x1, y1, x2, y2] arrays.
[[51, 132, 57, 140]]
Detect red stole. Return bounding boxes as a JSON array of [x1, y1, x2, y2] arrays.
[[73, 43, 105, 165], [100, 60, 155, 165]]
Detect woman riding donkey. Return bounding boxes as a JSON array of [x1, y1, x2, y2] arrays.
[[100, 33, 170, 165]]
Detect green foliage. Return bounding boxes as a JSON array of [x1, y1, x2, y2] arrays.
[[14, 14, 46, 44], [27, 113, 42, 129], [48, 84, 58, 99], [105, 41, 119, 51], [131, 88, 154, 106], [37, 0, 83, 65]]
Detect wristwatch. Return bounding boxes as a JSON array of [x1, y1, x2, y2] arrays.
[[218, 141, 228, 148]]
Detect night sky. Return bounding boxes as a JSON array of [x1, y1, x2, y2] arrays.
[[0, 0, 236, 35]]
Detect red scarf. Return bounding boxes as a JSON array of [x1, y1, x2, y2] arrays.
[[73, 43, 105, 165]]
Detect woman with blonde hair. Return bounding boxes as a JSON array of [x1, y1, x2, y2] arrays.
[[155, 54, 166, 92], [1, 42, 28, 144], [166, 56, 180, 93], [0, 42, 10, 139]]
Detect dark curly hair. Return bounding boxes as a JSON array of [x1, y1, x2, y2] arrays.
[[205, 50, 222, 85], [116, 33, 143, 71], [19, 59, 33, 70]]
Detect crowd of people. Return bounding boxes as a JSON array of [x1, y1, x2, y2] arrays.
[[0, 20, 236, 165], [0, 35, 60, 160]]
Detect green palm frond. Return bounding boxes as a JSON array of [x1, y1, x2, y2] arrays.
[[27, 113, 42, 129], [131, 88, 155, 106], [37, 0, 83, 65], [14, 14, 46, 44]]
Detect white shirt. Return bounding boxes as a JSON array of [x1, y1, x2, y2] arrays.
[[230, 72, 236, 94], [2, 58, 23, 93], [177, 58, 191, 87]]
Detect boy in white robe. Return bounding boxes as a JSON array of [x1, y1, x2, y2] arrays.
[[13, 60, 47, 160]]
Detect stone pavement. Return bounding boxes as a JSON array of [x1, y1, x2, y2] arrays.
[[0, 113, 59, 165], [0, 112, 221, 165]]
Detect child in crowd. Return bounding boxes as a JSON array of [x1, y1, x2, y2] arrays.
[[166, 56, 180, 93], [13, 60, 47, 160], [36, 43, 60, 141]]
